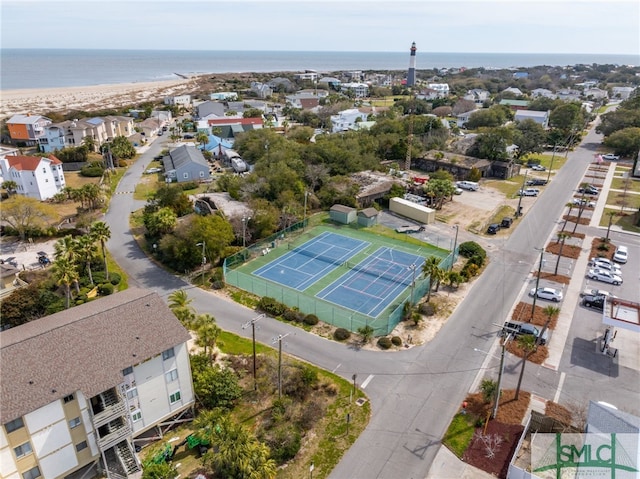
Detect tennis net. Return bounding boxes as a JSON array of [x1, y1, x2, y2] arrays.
[[344, 260, 416, 286], [288, 244, 350, 267]]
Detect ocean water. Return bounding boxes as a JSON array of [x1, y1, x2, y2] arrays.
[[1, 49, 638, 91]]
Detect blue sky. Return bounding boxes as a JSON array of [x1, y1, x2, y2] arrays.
[[1, 0, 638, 56]]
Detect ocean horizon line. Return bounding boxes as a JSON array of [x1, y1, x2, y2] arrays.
[[3, 47, 638, 58]]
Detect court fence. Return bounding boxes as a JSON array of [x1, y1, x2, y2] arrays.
[[223, 220, 452, 336]]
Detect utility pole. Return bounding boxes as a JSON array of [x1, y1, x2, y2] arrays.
[[273, 333, 292, 400], [530, 248, 545, 321], [408, 264, 417, 307], [303, 190, 309, 230], [450, 224, 459, 270], [196, 242, 206, 285], [493, 333, 512, 419], [546, 144, 556, 184], [242, 314, 265, 391], [515, 171, 527, 217]]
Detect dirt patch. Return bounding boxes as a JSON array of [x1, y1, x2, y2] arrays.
[[545, 400, 573, 426], [589, 237, 617, 260], [461, 390, 528, 479], [545, 242, 581, 259], [511, 302, 559, 330], [562, 215, 591, 225], [506, 338, 548, 364]]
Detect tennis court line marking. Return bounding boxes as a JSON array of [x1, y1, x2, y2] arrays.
[[332, 363, 341, 373], [360, 374, 374, 389]]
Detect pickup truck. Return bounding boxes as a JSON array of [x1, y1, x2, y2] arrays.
[[500, 320, 549, 345], [395, 225, 426, 234]]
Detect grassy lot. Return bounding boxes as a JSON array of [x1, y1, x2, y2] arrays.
[[484, 177, 523, 198], [442, 412, 477, 457], [524, 152, 568, 171], [369, 96, 403, 107], [599, 208, 640, 233], [606, 190, 640, 210], [610, 177, 640, 193], [485, 205, 516, 230], [63, 171, 101, 189]]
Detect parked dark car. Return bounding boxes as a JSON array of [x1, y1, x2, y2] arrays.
[[501, 217, 513, 228], [487, 224, 500, 235], [527, 179, 548, 186], [183, 134, 194, 139], [582, 294, 606, 311], [578, 185, 598, 195], [501, 320, 548, 345]]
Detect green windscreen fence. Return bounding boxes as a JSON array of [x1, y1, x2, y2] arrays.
[[224, 221, 453, 336]]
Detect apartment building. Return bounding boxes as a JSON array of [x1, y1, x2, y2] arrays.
[[0, 288, 194, 479], [0, 154, 66, 200], [6, 115, 52, 147]]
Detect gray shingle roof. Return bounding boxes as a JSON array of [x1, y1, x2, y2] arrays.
[[163, 144, 208, 171], [0, 288, 190, 423]]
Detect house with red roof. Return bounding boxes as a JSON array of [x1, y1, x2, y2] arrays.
[[0, 154, 66, 200]]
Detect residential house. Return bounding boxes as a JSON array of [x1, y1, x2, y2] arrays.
[[413, 151, 493, 179], [293, 71, 318, 82], [317, 77, 341, 90], [285, 92, 323, 110], [162, 144, 210, 183], [0, 288, 195, 479], [205, 117, 264, 140], [150, 111, 172, 130], [330, 108, 369, 133], [0, 262, 22, 299], [164, 95, 191, 107], [514, 110, 550, 129], [137, 118, 162, 138], [456, 108, 478, 128], [583, 87, 609, 101], [0, 154, 66, 200], [41, 118, 109, 153], [416, 88, 443, 101], [250, 82, 273, 99], [103, 116, 136, 140], [209, 92, 238, 101], [499, 99, 530, 111], [6, 114, 52, 147], [195, 101, 226, 120], [201, 135, 234, 159], [463, 89, 491, 105], [502, 87, 524, 96], [556, 88, 582, 102], [531, 88, 556, 99], [340, 82, 369, 98], [268, 78, 296, 93], [427, 83, 450, 97], [612, 86, 635, 100]]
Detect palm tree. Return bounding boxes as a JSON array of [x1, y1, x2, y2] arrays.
[[54, 235, 81, 293], [561, 202, 574, 231], [540, 306, 560, 345], [75, 234, 98, 285], [514, 334, 537, 401], [196, 132, 209, 150], [2, 180, 18, 197], [605, 210, 617, 241], [195, 319, 221, 363], [168, 289, 195, 327], [52, 257, 78, 309], [554, 232, 570, 275], [90, 221, 111, 280], [421, 256, 440, 302]]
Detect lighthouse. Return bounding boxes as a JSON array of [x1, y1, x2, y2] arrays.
[[407, 42, 417, 87]]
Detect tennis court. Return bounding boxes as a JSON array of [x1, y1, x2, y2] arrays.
[[316, 247, 424, 317], [252, 231, 370, 291]]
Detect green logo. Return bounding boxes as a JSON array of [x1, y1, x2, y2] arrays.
[[532, 433, 639, 478]]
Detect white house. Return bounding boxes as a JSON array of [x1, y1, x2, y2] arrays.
[[531, 88, 556, 99], [330, 108, 369, 133], [584, 87, 609, 101], [340, 82, 369, 98], [612, 86, 635, 100], [164, 95, 191, 107], [502, 87, 524, 96], [0, 288, 195, 479], [209, 92, 238, 101], [427, 83, 450, 97], [0, 154, 66, 200], [514, 110, 550, 129], [463, 89, 491, 104], [250, 82, 273, 99]]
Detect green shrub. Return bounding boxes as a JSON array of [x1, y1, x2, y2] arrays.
[[265, 425, 301, 464], [597, 243, 610, 251], [303, 314, 319, 326], [210, 279, 225, 290], [80, 162, 105, 177], [283, 308, 305, 322], [391, 336, 403, 346], [180, 181, 199, 191], [419, 302, 436, 316], [458, 241, 486, 259], [109, 272, 121, 285], [98, 283, 114, 295], [257, 297, 287, 316], [467, 254, 485, 267], [92, 272, 107, 284], [333, 328, 351, 341], [377, 337, 392, 349]]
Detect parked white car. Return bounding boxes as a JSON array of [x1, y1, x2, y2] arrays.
[[529, 287, 563, 302], [588, 258, 622, 274], [587, 269, 623, 285], [518, 188, 539, 197], [580, 288, 616, 299], [613, 245, 628, 264], [573, 198, 595, 208]]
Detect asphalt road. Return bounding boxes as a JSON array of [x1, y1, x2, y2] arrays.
[[105, 121, 638, 479]]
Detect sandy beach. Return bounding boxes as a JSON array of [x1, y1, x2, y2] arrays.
[[0, 77, 200, 119]]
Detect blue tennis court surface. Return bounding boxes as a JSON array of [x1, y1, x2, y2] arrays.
[[252, 232, 370, 290], [316, 247, 425, 317]]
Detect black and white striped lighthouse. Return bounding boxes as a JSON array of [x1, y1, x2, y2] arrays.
[[407, 42, 417, 87]]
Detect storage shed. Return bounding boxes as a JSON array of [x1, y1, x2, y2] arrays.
[[330, 204, 357, 224], [357, 207, 379, 227], [389, 197, 435, 224]]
